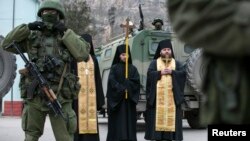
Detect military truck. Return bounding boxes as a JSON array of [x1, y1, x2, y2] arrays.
[[96, 26, 205, 129], [0, 36, 17, 112], [0, 30, 205, 130]]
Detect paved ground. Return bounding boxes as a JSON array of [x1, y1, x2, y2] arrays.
[[0, 115, 207, 141], [0, 115, 110, 141]]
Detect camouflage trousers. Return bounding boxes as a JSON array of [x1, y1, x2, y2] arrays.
[[22, 102, 76, 141], [200, 54, 250, 125]]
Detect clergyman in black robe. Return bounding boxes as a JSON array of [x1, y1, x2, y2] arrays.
[[73, 34, 105, 141], [106, 44, 140, 141], [144, 39, 186, 141]]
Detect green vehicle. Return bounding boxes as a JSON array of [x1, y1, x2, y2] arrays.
[[96, 25, 205, 129], [0, 29, 204, 129]]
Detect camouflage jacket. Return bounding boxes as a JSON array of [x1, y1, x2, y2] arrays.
[[168, 0, 250, 56], [0, 24, 90, 107]]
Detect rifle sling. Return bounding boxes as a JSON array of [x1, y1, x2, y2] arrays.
[[27, 79, 39, 99], [56, 63, 68, 96]]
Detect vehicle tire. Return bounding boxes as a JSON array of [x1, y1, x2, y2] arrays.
[[186, 48, 206, 93], [186, 109, 206, 129], [0, 37, 17, 98]]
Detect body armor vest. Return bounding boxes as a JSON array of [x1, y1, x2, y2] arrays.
[[28, 31, 72, 81], [21, 31, 80, 101]]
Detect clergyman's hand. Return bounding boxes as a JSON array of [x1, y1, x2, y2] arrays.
[[124, 79, 130, 89], [161, 68, 172, 75], [165, 68, 172, 74]]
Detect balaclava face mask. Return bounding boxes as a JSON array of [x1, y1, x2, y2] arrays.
[[41, 10, 59, 30]]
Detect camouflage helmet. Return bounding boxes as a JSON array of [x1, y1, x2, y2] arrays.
[[152, 18, 163, 25], [37, 0, 65, 19]]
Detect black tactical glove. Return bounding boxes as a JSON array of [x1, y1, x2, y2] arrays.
[[52, 22, 67, 36], [28, 21, 45, 31]]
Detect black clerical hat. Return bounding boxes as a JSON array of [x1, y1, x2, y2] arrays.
[[112, 44, 132, 66], [153, 39, 175, 59]]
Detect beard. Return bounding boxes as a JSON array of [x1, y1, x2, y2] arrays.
[[160, 53, 172, 62]]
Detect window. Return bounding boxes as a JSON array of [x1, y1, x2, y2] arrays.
[[149, 42, 159, 55], [104, 49, 112, 58]]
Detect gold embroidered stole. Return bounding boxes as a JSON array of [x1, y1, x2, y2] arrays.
[[155, 58, 176, 131], [78, 56, 97, 134]]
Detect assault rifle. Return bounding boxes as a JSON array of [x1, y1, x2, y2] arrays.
[[6, 41, 66, 120], [138, 4, 144, 31]]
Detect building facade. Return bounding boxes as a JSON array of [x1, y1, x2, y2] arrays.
[[0, 0, 40, 116]]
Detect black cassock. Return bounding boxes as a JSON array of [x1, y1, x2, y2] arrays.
[[106, 62, 140, 141], [73, 55, 105, 141], [144, 60, 186, 141]]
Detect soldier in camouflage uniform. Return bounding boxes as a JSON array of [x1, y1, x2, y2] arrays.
[[152, 18, 164, 30], [0, 0, 90, 141], [167, 0, 250, 125]]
